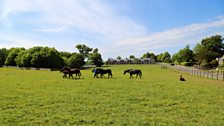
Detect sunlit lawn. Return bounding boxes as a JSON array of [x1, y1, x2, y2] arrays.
[[0, 65, 224, 125]]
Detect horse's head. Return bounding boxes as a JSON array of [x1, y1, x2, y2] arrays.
[[124, 69, 130, 75]]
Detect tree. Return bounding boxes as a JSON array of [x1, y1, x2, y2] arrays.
[[142, 52, 156, 59], [60, 51, 72, 66], [15, 50, 32, 67], [129, 55, 135, 59], [30, 47, 64, 68], [5, 48, 25, 66], [75, 44, 93, 58], [117, 56, 122, 60], [172, 45, 194, 64], [67, 53, 85, 68], [88, 48, 104, 67], [157, 53, 163, 62], [194, 35, 224, 64], [161, 52, 171, 63], [201, 35, 224, 55], [0, 48, 9, 66]]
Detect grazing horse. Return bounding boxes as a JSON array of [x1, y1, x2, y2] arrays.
[[92, 68, 113, 78], [60, 69, 70, 78], [180, 75, 186, 81], [124, 69, 142, 79], [60, 66, 81, 79]]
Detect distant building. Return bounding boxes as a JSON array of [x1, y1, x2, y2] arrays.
[[216, 55, 224, 66], [106, 58, 155, 65]]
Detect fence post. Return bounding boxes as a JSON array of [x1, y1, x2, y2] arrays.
[[222, 70, 224, 81], [216, 70, 219, 80], [211, 71, 213, 79], [207, 71, 209, 78]]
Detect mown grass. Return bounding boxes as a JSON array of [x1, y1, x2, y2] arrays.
[[0, 65, 224, 126]]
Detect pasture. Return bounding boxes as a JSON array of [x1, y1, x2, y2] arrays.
[[0, 65, 224, 125]]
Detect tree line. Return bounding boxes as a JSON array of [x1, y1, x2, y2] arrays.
[[110, 35, 224, 69], [0, 35, 223, 69], [0, 44, 104, 68]]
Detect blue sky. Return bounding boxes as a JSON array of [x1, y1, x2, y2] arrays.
[[0, 0, 224, 59]]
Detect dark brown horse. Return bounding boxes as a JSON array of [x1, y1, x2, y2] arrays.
[[92, 68, 113, 78], [124, 69, 142, 79], [180, 75, 186, 81], [60, 66, 81, 79]]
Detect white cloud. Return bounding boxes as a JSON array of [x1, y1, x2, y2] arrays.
[[0, 0, 146, 40], [101, 18, 224, 58], [0, 0, 223, 59], [0, 33, 45, 48]]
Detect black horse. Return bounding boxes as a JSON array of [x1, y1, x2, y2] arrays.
[[92, 68, 113, 78], [124, 69, 142, 79], [60, 66, 81, 79]]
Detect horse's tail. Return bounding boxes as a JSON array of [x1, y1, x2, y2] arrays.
[[110, 71, 113, 78], [79, 71, 82, 76], [139, 70, 142, 77]]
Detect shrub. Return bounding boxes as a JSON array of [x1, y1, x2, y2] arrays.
[[180, 62, 194, 66], [200, 60, 211, 69], [67, 53, 85, 68], [210, 60, 218, 68]]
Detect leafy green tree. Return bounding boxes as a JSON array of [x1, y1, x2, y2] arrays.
[[157, 53, 163, 62], [15, 50, 32, 67], [59, 51, 72, 66], [129, 55, 135, 59], [75, 44, 93, 58], [142, 52, 156, 59], [67, 53, 85, 68], [194, 35, 224, 64], [117, 56, 122, 60], [201, 35, 224, 55], [5, 48, 25, 66], [30, 47, 64, 68], [0, 48, 9, 66], [172, 45, 194, 65], [161, 52, 171, 63]]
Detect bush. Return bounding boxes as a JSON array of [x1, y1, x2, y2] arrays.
[[180, 62, 194, 66], [221, 62, 224, 67], [67, 53, 85, 68], [200, 60, 211, 69], [5, 48, 25, 66], [210, 60, 218, 68]]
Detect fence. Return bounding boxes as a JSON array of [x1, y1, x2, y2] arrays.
[[2, 65, 59, 71], [160, 64, 224, 81]]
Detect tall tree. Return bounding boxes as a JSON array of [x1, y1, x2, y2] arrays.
[[194, 35, 224, 64], [142, 52, 156, 59], [117, 56, 122, 60], [67, 53, 85, 68], [173, 45, 194, 63], [129, 55, 135, 59], [161, 52, 171, 63], [75, 44, 93, 58], [0, 48, 9, 66], [5, 48, 25, 66], [89, 48, 104, 67]]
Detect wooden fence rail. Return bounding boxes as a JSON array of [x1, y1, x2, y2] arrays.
[[160, 64, 224, 81]]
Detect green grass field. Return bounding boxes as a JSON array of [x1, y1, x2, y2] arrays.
[[0, 65, 224, 126]]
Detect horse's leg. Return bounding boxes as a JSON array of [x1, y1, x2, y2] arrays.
[[70, 74, 74, 79], [110, 73, 113, 78], [63, 73, 66, 78], [136, 74, 138, 78], [100, 74, 104, 78]]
